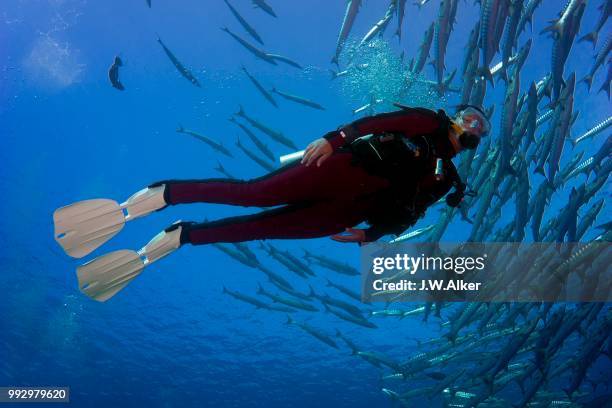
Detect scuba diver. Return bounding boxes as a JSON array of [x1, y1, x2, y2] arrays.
[[53, 104, 490, 301]]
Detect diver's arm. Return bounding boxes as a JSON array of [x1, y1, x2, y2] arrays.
[[323, 108, 442, 151]]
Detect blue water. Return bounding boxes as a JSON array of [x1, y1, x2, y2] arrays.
[[1, 1, 610, 407]]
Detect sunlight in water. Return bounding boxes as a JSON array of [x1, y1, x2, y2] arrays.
[[22, 35, 85, 89], [338, 38, 444, 115]]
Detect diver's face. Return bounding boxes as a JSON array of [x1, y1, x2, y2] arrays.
[[456, 112, 486, 138], [453, 110, 489, 150]]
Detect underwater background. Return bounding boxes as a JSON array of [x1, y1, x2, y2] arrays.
[[0, 0, 610, 407]]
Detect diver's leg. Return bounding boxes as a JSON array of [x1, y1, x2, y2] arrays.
[[153, 151, 390, 207], [74, 197, 374, 302], [174, 198, 374, 245]]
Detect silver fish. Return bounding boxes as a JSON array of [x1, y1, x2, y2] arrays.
[[413, 22, 435, 74], [323, 303, 376, 329], [213, 160, 235, 179], [582, 35, 611, 91], [395, 0, 407, 40], [176, 125, 232, 157], [157, 36, 201, 87], [223, 286, 273, 310], [258, 284, 318, 312], [251, 0, 277, 18], [358, 1, 395, 47], [303, 249, 359, 276], [271, 87, 325, 110], [432, 0, 456, 94], [229, 116, 275, 161], [479, 0, 505, 86], [222, 27, 277, 65], [547, 73, 576, 184], [265, 53, 303, 69], [213, 243, 258, 268], [579, 0, 612, 47], [285, 316, 338, 348], [224, 0, 264, 45], [572, 114, 612, 145], [324, 278, 361, 301], [235, 105, 297, 149], [241, 66, 277, 108], [331, 0, 362, 65], [390, 225, 435, 242], [516, 0, 543, 38], [235, 137, 276, 172], [541, 0, 587, 99]]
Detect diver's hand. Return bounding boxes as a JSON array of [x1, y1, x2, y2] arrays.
[[331, 228, 367, 244], [301, 138, 333, 167]]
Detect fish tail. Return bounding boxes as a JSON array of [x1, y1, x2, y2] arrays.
[[222, 286, 228, 294], [539, 20, 561, 38], [176, 124, 184, 133], [330, 55, 339, 66], [436, 68, 457, 95], [329, 69, 337, 80], [256, 282, 265, 295], [236, 104, 245, 117], [534, 163, 545, 176], [285, 315, 293, 325], [578, 31, 597, 48], [581, 75, 593, 91]]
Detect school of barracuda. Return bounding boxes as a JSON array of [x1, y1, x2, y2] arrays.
[[150, 0, 611, 406]]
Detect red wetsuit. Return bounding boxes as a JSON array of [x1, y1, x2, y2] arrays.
[[156, 107, 461, 245]]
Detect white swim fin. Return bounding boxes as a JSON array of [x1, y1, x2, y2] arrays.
[[76, 224, 183, 302], [53, 185, 167, 258]]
